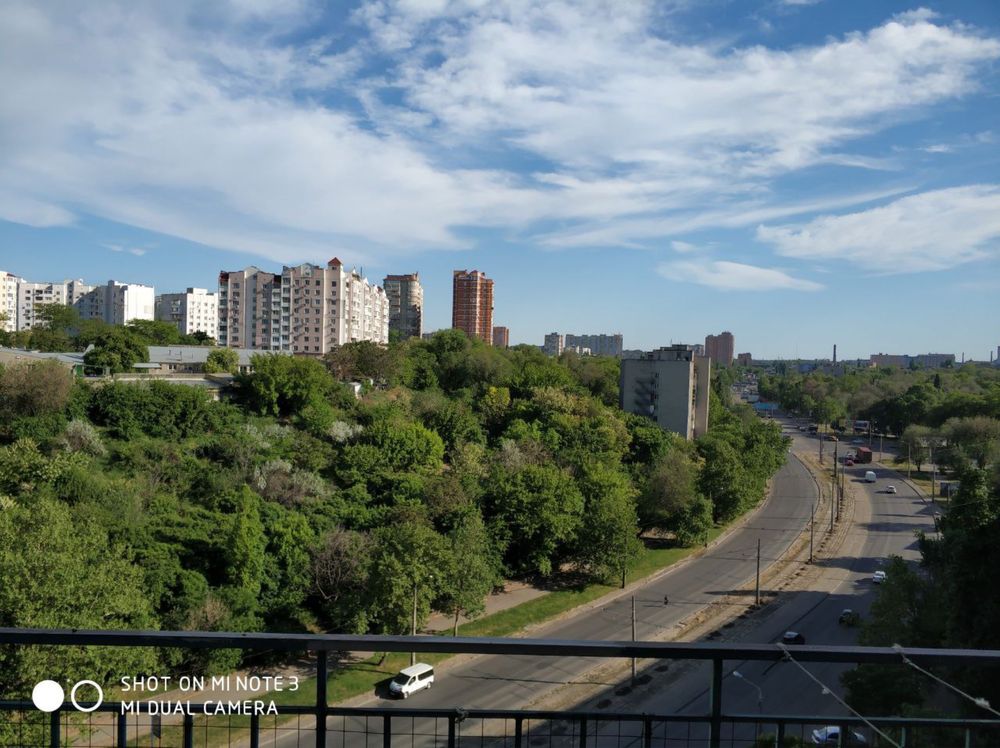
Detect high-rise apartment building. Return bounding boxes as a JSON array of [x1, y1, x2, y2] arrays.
[[492, 326, 510, 349], [383, 273, 423, 340], [218, 259, 389, 354], [704, 331, 735, 367], [736, 352, 753, 367], [619, 345, 711, 440], [543, 332, 564, 356], [452, 270, 493, 344], [0, 271, 19, 332], [15, 278, 94, 330], [155, 288, 219, 337], [564, 333, 623, 357], [76, 281, 155, 326]]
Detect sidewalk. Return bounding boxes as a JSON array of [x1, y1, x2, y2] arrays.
[[424, 579, 548, 632]]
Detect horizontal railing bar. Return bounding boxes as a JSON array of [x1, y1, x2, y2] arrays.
[[2, 627, 999, 665], [0, 700, 998, 730]]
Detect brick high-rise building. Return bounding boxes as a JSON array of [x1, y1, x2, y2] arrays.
[[383, 273, 423, 340], [492, 326, 509, 349], [452, 270, 493, 344], [704, 331, 735, 367]]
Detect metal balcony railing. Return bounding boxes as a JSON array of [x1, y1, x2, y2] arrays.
[[1, 629, 999, 748]]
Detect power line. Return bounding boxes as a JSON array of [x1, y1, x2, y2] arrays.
[[777, 643, 902, 748], [893, 644, 1000, 718]]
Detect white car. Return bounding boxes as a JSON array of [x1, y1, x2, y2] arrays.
[[886, 485, 897, 494], [388, 663, 435, 698], [811, 726, 868, 745], [873, 570, 887, 584]]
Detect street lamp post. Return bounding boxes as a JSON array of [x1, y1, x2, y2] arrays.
[[731, 670, 764, 737]]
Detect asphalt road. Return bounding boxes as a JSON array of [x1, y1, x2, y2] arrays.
[[266, 418, 821, 746]]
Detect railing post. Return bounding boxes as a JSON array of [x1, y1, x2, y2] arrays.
[[579, 716, 587, 748], [448, 714, 457, 747], [49, 709, 60, 748], [776, 721, 785, 747], [183, 712, 194, 748], [514, 716, 523, 748], [643, 715, 653, 748], [383, 713, 391, 748], [117, 710, 127, 747], [250, 712, 260, 748], [709, 657, 723, 748], [316, 649, 328, 748]]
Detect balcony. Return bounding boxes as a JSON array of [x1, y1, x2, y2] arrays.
[[1, 629, 999, 747]]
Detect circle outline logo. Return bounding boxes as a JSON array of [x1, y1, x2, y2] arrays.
[[70, 680, 104, 713]]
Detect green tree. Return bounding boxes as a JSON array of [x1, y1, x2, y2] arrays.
[[573, 463, 642, 583], [227, 487, 266, 597], [84, 326, 149, 373], [127, 318, 185, 345], [898, 425, 932, 471], [312, 528, 373, 633], [238, 354, 344, 416], [0, 359, 74, 417], [439, 511, 501, 635], [638, 449, 700, 532], [204, 347, 239, 374]]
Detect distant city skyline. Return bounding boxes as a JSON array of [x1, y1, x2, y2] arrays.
[[1, 2, 999, 359]]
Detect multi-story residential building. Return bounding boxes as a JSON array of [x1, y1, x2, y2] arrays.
[[155, 288, 218, 337], [737, 352, 753, 367], [218, 259, 389, 354], [76, 281, 155, 326], [543, 332, 564, 356], [869, 352, 955, 369], [704, 331, 735, 367], [492, 326, 510, 349], [564, 333, 624, 357], [0, 271, 19, 332], [564, 345, 591, 355], [16, 278, 94, 330], [452, 270, 493, 344], [619, 345, 712, 440], [383, 273, 423, 340]]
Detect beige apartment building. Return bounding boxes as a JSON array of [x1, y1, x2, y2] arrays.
[[218, 259, 389, 354], [492, 326, 509, 349], [0, 271, 18, 332], [383, 273, 423, 340], [705, 331, 735, 367], [452, 270, 493, 344], [14, 278, 94, 330]]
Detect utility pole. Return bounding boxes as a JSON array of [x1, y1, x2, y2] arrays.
[[809, 503, 814, 563], [755, 538, 761, 606], [411, 580, 418, 666], [631, 595, 637, 682], [907, 444, 911, 480], [879, 433, 884, 463], [930, 444, 936, 499], [832, 440, 838, 522], [830, 485, 834, 533]]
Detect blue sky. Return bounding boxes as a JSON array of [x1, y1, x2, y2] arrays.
[[1, 0, 998, 360]]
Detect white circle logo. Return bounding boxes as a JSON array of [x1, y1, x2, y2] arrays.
[[70, 680, 104, 713], [31, 681, 65, 712]]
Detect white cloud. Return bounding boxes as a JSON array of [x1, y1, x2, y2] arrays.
[[0, 1, 997, 265], [670, 240, 698, 253], [756, 185, 1000, 272], [657, 259, 822, 291]]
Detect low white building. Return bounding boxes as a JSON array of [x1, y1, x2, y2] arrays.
[[78, 281, 155, 325], [155, 288, 219, 337]]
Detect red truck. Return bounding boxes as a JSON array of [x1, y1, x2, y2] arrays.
[[855, 447, 873, 464]]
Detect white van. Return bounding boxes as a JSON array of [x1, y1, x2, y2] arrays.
[[864, 470, 877, 483], [389, 663, 434, 698]]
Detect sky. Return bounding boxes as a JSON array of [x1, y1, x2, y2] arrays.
[[1, 0, 998, 360]]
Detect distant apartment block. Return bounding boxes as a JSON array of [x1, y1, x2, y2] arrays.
[[76, 281, 156, 326], [620, 345, 711, 440], [543, 332, 564, 356], [218, 259, 388, 354], [0, 271, 18, 332], [155, 288, 218, 337], [564, 333, 623, 357], [492, 326, 509, 349], [704, 331, 734, 367], [14, 278, 94, 330], [870, 352, 955, 369], [452, 270, 493, 344], [737, 352, 753, 367], [383, 273, 423, 340], [565, 345, 591, 355]]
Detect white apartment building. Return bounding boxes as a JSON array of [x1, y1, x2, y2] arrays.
[[15, 278, 94, 330], [0, 271, 19, 332], [218, 258, 389, 354], [155, 288, 219, 337], [77, 281, 155, 325], [619, 345, 712, 440]]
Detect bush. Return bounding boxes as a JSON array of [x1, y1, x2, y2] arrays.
[[59, 419, 107, 457]]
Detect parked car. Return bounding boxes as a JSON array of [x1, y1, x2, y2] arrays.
[[873, 570, 887, 584], [839, 609, 861, 626], [388, 663, 435, 698], [781, 631, 806, 645], [886, 485, 897, 494], [811, 726, 868, 745]]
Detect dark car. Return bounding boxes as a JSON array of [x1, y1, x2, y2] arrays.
[[781, 631, 805, 645]]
